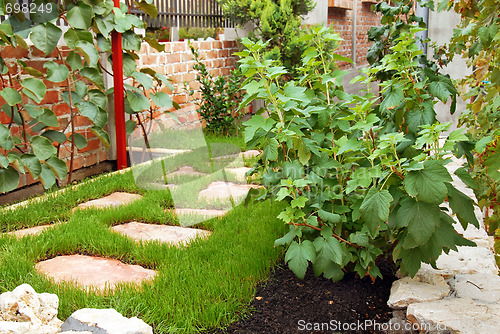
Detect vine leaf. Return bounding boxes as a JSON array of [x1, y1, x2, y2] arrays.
[[360, 187, 393, 235], [0, 166, 19, 193], [31, 136, 57, 161], [66, 3, 94, 30], [45, 157, 68, 179], [0, 87, 22, 106], [44, 62, 69, 83], [21, 78, 46, 103], [446, 183, 480, 229], [30, 22, 62, 56], [285, 240, 316, 279]]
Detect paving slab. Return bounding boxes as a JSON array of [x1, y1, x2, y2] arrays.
[[111, 222, 211, 246], [35, 255, 156, 292], [166, 166, 206, 179], [450, 273, 500, 304], [225, 167, 251, 182], [388, 275, 450, 309], [198, 181, 262, 202], [75, 192, 143, 211], [240, 150, 261, 159], [5, 223, 60, 238], [407, 297, 500, 333]]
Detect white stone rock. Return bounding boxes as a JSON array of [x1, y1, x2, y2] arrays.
[[450, 273, 500, 304], [0, 321, 30, 334], [417, 246, 498, 279], [407, 297, 500, 333], [0, 284, 62, 334], [387, 274, 450, 309], [61, 308, 152, 334], [59, 331, 93, 334]]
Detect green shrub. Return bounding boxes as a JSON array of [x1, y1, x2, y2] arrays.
[[237, 26, 478, 280]]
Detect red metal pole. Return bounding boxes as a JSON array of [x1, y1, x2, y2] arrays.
[[112, 0, 127, 170]]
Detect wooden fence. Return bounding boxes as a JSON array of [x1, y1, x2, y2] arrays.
[[131, 0, 234, 29]]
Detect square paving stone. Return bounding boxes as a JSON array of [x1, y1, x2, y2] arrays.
[[35, 255, 156, 292], [111, 221, 211, 245], [75, 192, 143, 211], [198, 181, 262, 202]]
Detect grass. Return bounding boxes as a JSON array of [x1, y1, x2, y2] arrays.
[[0, 137, 279, 333]]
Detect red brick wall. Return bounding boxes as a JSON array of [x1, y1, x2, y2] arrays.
[[328, 1, 380, 67], [0, 39, 240, 191]]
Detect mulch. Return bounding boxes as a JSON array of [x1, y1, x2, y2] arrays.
[[208, 258, 396, 334]]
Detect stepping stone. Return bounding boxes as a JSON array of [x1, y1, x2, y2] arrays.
[[240, 150, 261, 159], [111, 221, 211, 246], [407, 297, 500, 332], [35, 255, 156, 292], [166, 166, 206, 178], [6, 223, 59, 238], [198, 181, 261, 202], [225, 167, 251, 182], [173, 208, 227, 219], [75, 192, 143, 211]]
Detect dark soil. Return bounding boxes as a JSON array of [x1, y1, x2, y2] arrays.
[[209, 259, 396, 334]]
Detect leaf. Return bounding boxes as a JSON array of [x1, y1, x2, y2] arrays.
[[396, 197, 441, 248], [274, 228, 298, 247], [127, 90, 151, 112], [39, 164, 56, 189], [31, 136, 57, 160], [337, 137, 361, 155], [0, 87, 21, 106], [95, 15, 115, 37], [69, 133, 88, 149], [36, 109, 59, 127], [21, 78, 46, 103], [64, 28, 93, 49], [151, 92, 172, 109], [429, 80, 451, 103], [66, 51, 83, 71], [132, 72, 154, 90], [80, 67, 104, 89], [446, 183, 480, 229], [313, 236, 342, 268], [380, 85, 404, 111], [90, 126, 110, 148], [44, 62, 69, 83], [136, 0, 159, 18], [323, 262, 344, 281], [262, 138, 279, 162], [20, 154, 41, 178], [0, 155, 8, 168], [405, 102, 436, 133], [291, 196, 308, 208], [122, 53, 138, 77], [42, 130, 67, 144], [0, 166, 19, 193], [403, 160, 452, 204], [285, 240, 316, 279], [45, 157, 68, 179], [318, 210, 341, 224], [30, 22, 62, 56], [76, 41, 100, 68], [125, 119, 137, 136], [360, 187, 393, 235], [122, 31, 142, 51], [66, 3, 94, 30]]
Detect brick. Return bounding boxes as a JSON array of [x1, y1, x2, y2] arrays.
[[162, 43, 172, 53], [139, 43, 149, 54], [220, 68, 231, 76], [30, 46, 59, 58], [166, 53, 181, 63], [172, 42, 187, 52], [199, 41, 211, 50], [212, 41, 222, 49], [141, 54, 159, 66], [170, 74, 182, 84], [173, 63, 188, 73], [85, 153, 98, 167], [181, 53, 194, 62], [182, 72, 196, 83], [0, 112, 11, 124], [99, 149, 107, 162], [78, 138, 101, 153], [74, 115, 93, 128], [23, 60, 47, 73], [40, 90, 60, 105], [212, 59, 224, 68], [223, 41, 235, 49], [67, 156, 85, 171], [207, 50, 218, 59], [1, 46, 29, 59], [172, 94, 187, 105], [53, 103, 71, 116]]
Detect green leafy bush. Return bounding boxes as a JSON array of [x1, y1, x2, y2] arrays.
[[179, 27, 218, 40], [187, 45, 243, 135], [238, 26, 478, 280], [0, 0, 173, 192], [218, 0, 314, 72]]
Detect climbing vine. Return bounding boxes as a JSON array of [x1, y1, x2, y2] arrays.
[[0, 0, 173, 192]]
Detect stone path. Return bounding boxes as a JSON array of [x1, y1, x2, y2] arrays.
[[8, 150, 262, 296], [386, 157, 500, 333], [36, 255, 157, 292]]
